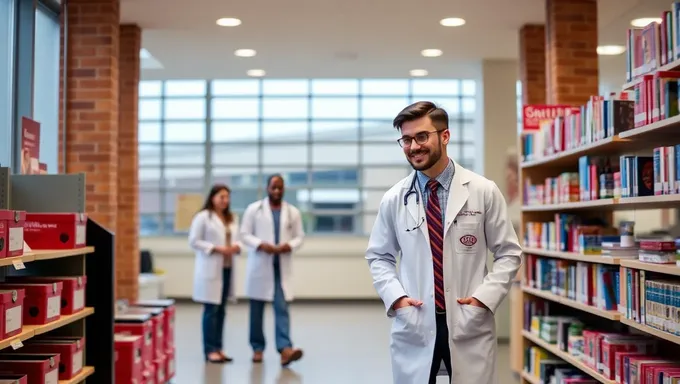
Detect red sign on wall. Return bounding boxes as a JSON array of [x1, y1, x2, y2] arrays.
[[522, 105, 580, 131]]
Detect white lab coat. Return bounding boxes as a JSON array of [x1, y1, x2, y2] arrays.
[[366, 162, 522, 384], [240, 198, 305, 302], [189, 209, 242, 305]]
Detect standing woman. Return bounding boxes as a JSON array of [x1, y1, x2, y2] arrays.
[[189, 184, 242, 363]]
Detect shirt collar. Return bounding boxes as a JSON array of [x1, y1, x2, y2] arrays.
[[416, 158, 455, 192]]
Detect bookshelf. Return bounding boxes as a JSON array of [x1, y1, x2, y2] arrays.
[[0, 167, 115, 383], [512, 20, 680, 380]]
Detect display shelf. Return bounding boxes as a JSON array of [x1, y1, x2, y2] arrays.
[[620, 318, 680, 345], [622, 58, 680, 90], [618, 114, 680, 140], [522, 248, 620, 265], [0, 168, 114, 382], [520, 136, 629, 169], [522, 194, 680, 212], [0, 247, 95, 268], [619, 259, 680, 277], [521, 286, 621, 320], [0, 308, 94, 350], [522, 330, 615, 384], [59, 366, 94, 384], [520, 370, 540, 384]]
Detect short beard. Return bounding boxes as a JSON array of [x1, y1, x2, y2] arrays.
[[408, 136, 443, 171]]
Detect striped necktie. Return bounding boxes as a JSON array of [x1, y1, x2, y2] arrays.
[[426, 179, 446, 311]]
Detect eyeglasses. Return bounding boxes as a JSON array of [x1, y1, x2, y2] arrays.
[[397, 130, 446, 148]]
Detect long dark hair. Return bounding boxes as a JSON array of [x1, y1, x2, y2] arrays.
[[200, 184, 233, 224]]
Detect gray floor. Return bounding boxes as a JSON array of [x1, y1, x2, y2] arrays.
[[173, 301, 514, 384]]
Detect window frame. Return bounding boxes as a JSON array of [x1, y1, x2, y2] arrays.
[[138, 78, 480, 237]]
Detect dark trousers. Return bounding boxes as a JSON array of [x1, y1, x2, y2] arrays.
[[429, 312, 452, 384], [201, 267, 232, 357], [249, 259, 292, 352]]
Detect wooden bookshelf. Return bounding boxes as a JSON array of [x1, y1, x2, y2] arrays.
[[514, 66, 680, 382], [522, 330, 615, 384], [521, 286, 621, 320], [59, 366, 94, 384], [0, 169, 114, 383], [523, 248, 620, 264]]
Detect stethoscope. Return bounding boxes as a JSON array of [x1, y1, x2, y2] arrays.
[[403, 174, 425, 232], [255, 199, 293, 231]]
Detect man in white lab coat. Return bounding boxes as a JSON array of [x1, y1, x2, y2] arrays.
[[365, 101, 522, 384], [240, 174, 305, 366]]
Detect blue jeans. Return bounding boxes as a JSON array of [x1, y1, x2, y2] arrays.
[[202, 267, 231, 357], [249, 260, 292, 352]]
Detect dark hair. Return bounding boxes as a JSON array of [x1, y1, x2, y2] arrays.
[[266, 173, 284, 187], [392, 101, 449, 131], [201, 183, 233, 224]]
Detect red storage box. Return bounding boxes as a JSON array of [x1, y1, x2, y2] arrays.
[[0, 283, 62, 325], [124, 307, 165, 361], [142, 364, 156, 384], [22, 336, 84, 381], [0, 210, 26, 258], [132, 299, 175, 350], [0, 289, 25, 340], [114, 313, 154, 369], [6, 276, 87, 315], [114, 334, 143, 384], [0, 374, 28, 384], [23, 213, 87, 250], [153, 354, 166, 384], [0, 353, 60, 384], [165, 347, 175, 381]]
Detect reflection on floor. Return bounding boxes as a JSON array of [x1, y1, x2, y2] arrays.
[[173, 301, 516, 384]]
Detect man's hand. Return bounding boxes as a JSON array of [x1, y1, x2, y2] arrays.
[[276, 243, 292, 253], [257, 243, 277, 254], [213, 245, 230, 256], [457, 297, 489, 310], [392, 296, 423, 310]]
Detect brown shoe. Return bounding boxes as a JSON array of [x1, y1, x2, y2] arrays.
[[252, 351, 264, 363], [280, 347, 303, 366]]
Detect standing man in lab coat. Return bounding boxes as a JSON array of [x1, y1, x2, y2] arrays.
[[365, 101, 522, 384], [240, 174, 305, 366]]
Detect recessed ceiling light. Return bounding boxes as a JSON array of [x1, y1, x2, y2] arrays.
[[216, 17, 242, 27], [596, 45, 626, 55], [247, 69, 266, 77], [630, 18, 662, 28], [234, 49, 257, 57], [421, 49, 443, 57], [440, 17, 466, 27], [410, 69, 428, 77]]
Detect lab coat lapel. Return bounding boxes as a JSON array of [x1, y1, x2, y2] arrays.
[[444, 163, 471, 235], [261, 197, 275, 242], [403, 172, 428, 238]]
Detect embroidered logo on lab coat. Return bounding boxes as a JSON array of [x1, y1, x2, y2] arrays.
[[460, 235, 477, 246]]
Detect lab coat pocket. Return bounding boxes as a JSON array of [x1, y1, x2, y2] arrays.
[[454, 222, 481, 254], [196, 254, 221, 280], [390, 306, 426, 347], [452, 304, 494, 341]]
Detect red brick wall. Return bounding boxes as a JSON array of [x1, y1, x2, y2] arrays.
[[545, 0, 599, 106], [118, 25, 141, 301], [519, 24, 546, 105]]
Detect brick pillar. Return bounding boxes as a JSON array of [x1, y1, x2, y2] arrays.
[[519, 24, 546, 105], [117, 25, 141, 302], [59, 0, 120, 283], [545, 0, 598, 105]]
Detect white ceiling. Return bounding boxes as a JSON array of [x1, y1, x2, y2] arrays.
[[121, 0, 671, 87]]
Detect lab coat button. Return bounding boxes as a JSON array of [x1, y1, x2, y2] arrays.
[[446, 288, 450, 292]]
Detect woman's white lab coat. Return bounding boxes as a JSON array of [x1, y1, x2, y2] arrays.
[[189, 209, 242, 305], [365, 163, 522, 384], [239, 198, 305, 302]]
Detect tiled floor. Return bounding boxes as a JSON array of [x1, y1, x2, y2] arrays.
[[173, 301, 516, 384]]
